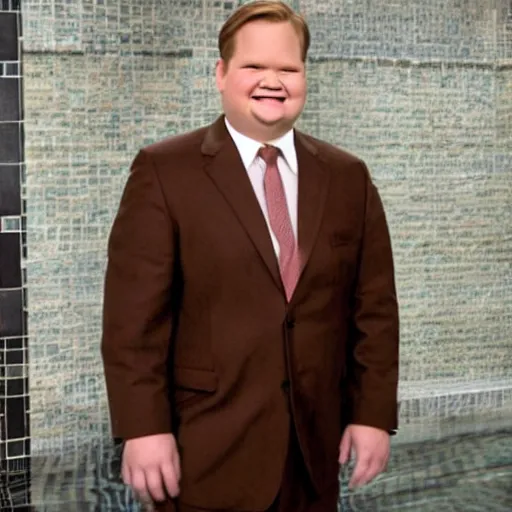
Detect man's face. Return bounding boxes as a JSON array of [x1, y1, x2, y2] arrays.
[[216, 20, 307, 142]]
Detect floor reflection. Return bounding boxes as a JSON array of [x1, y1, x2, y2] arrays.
[[1, 430, 511, 510], [339, 430, 512, 511]]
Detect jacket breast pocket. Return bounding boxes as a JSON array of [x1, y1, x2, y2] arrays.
[[330, 233, 358, 266], [330, 232, 355, 248], [173, 367, 218, 409]]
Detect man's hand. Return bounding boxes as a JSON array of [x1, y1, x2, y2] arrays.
[[122, 433, 181, 504], [339, 424, 390, 489]]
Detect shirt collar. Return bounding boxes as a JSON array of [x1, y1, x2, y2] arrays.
[[224, 117, 297, 174]]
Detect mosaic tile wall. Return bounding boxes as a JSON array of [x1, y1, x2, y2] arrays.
[[19, 0, 512, 454], [0, 0, 31, 489]]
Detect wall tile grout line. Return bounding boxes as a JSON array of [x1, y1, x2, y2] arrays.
[[0, 0, 30, 508]]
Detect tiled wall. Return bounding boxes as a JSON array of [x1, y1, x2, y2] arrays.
[[0, 0, 30, 500], [17, 0, 512, 454]]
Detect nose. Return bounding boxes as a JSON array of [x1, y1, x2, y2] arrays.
[[259, 69, 282, 89]]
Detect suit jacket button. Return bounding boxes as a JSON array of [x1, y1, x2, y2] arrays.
[[286, 318, 295, 329], [281, 379, 290, 391]]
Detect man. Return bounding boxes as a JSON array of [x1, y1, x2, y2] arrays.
[[101, 1, 399, 511]]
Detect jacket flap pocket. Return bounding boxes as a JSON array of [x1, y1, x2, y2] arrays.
[[174, 367, 218, 392]]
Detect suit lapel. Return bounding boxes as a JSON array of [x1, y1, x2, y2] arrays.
[[295, 131, 330, 282], [202, 116, 284, 294]]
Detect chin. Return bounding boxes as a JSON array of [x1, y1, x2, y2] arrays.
[[253, 112, 289, 125], [258, 117, 284, 126]]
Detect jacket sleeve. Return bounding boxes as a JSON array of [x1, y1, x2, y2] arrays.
[[345, 162, 399, 434], [101, 149, 176, 440]]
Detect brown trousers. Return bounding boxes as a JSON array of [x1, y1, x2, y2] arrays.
[[156, 427, 338, 512]]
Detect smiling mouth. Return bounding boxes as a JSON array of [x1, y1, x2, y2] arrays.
[[252, 96, 286, 103]]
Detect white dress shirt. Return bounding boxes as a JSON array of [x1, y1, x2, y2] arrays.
[[225, 117, 298, 258]]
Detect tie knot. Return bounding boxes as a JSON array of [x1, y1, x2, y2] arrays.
[[258, 145, 279, 166]]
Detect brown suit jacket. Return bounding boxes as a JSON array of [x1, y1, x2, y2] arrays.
[[101, 115, 399, 510]]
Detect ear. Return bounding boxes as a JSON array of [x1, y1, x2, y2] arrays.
[[215, 59, 227, 92]]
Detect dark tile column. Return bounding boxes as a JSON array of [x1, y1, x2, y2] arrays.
[[0, 0, 30, 509]]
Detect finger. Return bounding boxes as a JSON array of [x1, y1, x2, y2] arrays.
[[171, 446, 182, 482], [339, 432, 351, 464], [161, 461, 180, 498], [145, 467, 167, 502], [356, 459, 382, 487], [131, 467, 152, 503], [121, 459, 131, 486], [375, 455, 389, 477], [349, 457, 370, 489]]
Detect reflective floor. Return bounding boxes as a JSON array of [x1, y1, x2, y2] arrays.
[[1, 429, 511, 511]]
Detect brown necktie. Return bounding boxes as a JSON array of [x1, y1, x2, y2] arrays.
[[258, 145, 300, 301]]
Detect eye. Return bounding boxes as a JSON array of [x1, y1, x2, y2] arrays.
[[244, 65, 262, 70], [281, 68, 299, 73]]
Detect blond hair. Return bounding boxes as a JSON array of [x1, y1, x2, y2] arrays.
[[218, 1, 310, 64]]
